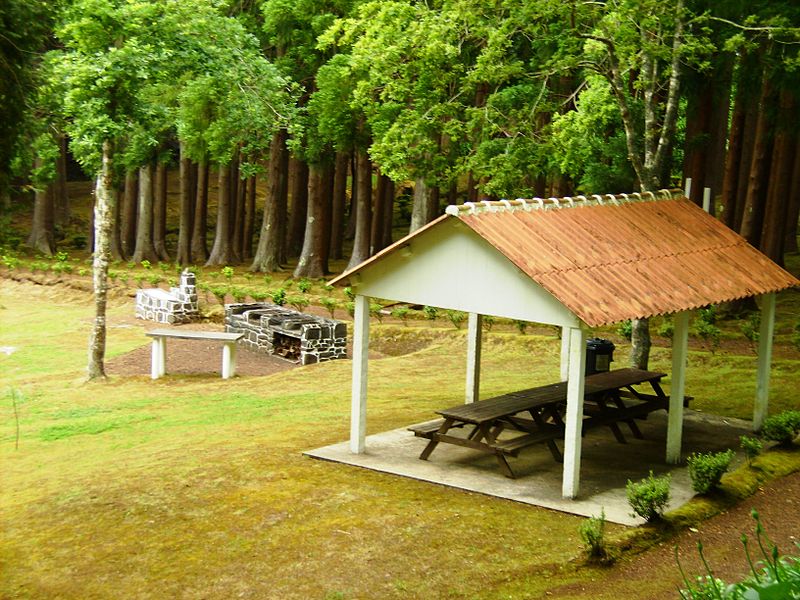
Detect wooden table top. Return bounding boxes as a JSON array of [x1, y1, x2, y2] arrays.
[[436, 368, 666, 425]]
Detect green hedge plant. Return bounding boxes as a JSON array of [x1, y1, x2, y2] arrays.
[[626, 471, 671, 522], [686, 450, 735, 494], [761, 410, 800, 446]]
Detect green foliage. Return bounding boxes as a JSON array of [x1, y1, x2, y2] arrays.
[[250, 291, 268, 302], [271, 288, 287, 306], [370, 303, 384, 323], [390, 306, 410, 325], [231, 287, 247, 303], [513, 320, 527, 335], [221, 266, 234, 282], [423, 306, 438, 321], [320, 297, 338, 318], [446, 310, 466, 329], [739, 312, 760, 348], [343, 287, 355, 301], [760, 411, 800, 446], [739, 436, 762, 466], [658, 319, 674, 339], [297, 278, 312, 294], [686, 450, 734, 495], [792, 321, 800, 352], [678, 510, 800, 599], [579, 509, 607, 559], [345, 301, 355, 317], [210, 286, 228, 305], [482, 316, 495, 332], [141, 260, 152, 270], [617, 320, 632, 341], [288, 295, 310, 312], [626, 471, 670, 522], [694, 320, 721, 353]]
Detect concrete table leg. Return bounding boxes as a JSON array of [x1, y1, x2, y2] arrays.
[[151, 337, 166, 379], [222, 342, 237, 379]]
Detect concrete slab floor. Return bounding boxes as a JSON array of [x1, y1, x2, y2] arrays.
[[304, 410, 752, 526]]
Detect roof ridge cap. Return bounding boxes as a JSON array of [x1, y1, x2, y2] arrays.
[[445, 189, 682, 216]]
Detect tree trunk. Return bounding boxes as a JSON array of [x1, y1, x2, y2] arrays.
[[243, 175, 256, 260], [54, 133, 70, 227], [682, 78, 713, 206], [735, 84, 761, 233], [177, 144, 193, 265], [344, 153, 357, 241], [720, 83, 746, 228], [230, 163, 245, 264], [87, 140, 114, 380], [153, 161, 170, 261], [287, 156, 309, 257], [131, 162, 158, 264], [760, 89, 796, 265], [346, 150, 372, 270], [739, 66, 776, 248], [410, 177, 439, 233], [329, 151, 349, 260], [191, 159, 209, 262], [251, 131, 288, 272], [122, 169, 138, 258], [27, 158, 56, 255], [629, 318, 651, 370], [110, 181, 124, 261], [293, 163, 328, 279], [206, 163, 234, 266], [783, 137, 800, 254], [371, 172, 388, 255], [382, 179, 395, 248]]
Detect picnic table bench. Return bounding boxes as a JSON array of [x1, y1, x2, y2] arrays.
[[145, 329, 244, 380], [410, 368, 670, 478]]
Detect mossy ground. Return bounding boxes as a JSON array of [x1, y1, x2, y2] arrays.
[[1, 264, 798, 598]]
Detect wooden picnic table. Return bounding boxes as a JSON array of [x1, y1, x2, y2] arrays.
[[409, 368, 668, 478]]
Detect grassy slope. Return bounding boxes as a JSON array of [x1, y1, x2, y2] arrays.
[[1, 278, 798, 599]]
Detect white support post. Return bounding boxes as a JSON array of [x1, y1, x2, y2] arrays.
[[702, 187, 711, 213], [560, 327, 571, 382], [151, 338, 161, 380], [562, 326, 587, 499], [350, 294, 370, 454], [465, 313, 482, 404], [754, 293, 776, 431], [222, 342, 237, 379], [667, 311, 690, 464], [684, 178, 692, 199]]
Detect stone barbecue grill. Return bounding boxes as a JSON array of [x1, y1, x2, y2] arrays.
[[225, 303, 347, 365], [135, 271, 199, 324]]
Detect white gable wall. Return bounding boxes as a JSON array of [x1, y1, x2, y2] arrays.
[[350, 218, 580, 328]]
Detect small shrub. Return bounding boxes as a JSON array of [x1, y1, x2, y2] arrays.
[[391, 306, 410, 325], [288, 295, 310, 312], [345, 301, 355, 317], [263, 274, 273, 286], [1, 255, 20, 270], [447, 310, 466, 329], [77, 268, 89, 277], [320, 297, 338, 318], [657, 318, 673, 339], [740, 312, 760, 349], [108, 270, 120, 281], [694, 320, 721, 353], [739, 436, 762, 466], [626, 471, 670, 522], [760, 410, 800, 445], [423, 305, 438, 321], [55, 251, 69, 263], [323, 284, 334, 295], [686, 450, 734, 494], [250, 291, 268, 302], [344, 286, 355, 301], [513, 319, 527, 335], [140, 259, 152, 270], [297, 278, 312, 294], [271, 288, 286, 306], [147, 274, 162, 287], [158, 261, 170, 273], [370, 303, 384, 323], [221, 266, 234, 282], [579, 509, 607, 558], [482, 315, 495, 332], [231, 287, 247, 303], [697, 305, 718, 325], [210, 286, 228, 305], [617, 320, 632, 340]]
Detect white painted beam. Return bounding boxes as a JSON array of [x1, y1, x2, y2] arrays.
[[465, 313, 482, 404], [667, 311, 690, 464], [754, 293, 776, 431], [350, 294, 370, 453], [560, 327, 571, 382], [562, 326, 587, 499]]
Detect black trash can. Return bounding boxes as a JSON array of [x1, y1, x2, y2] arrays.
[[585, 338, 615, 375]]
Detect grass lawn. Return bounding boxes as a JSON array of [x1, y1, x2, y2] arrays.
[[1, 277, 798, 599]]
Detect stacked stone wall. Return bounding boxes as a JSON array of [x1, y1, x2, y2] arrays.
[[225, 303, 346, 365], [135, 271, 199, 324]]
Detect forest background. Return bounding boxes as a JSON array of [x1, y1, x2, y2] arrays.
[[1, 0, 799, 373]]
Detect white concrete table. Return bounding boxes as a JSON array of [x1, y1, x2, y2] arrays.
[[145, 329, 244, 380]]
